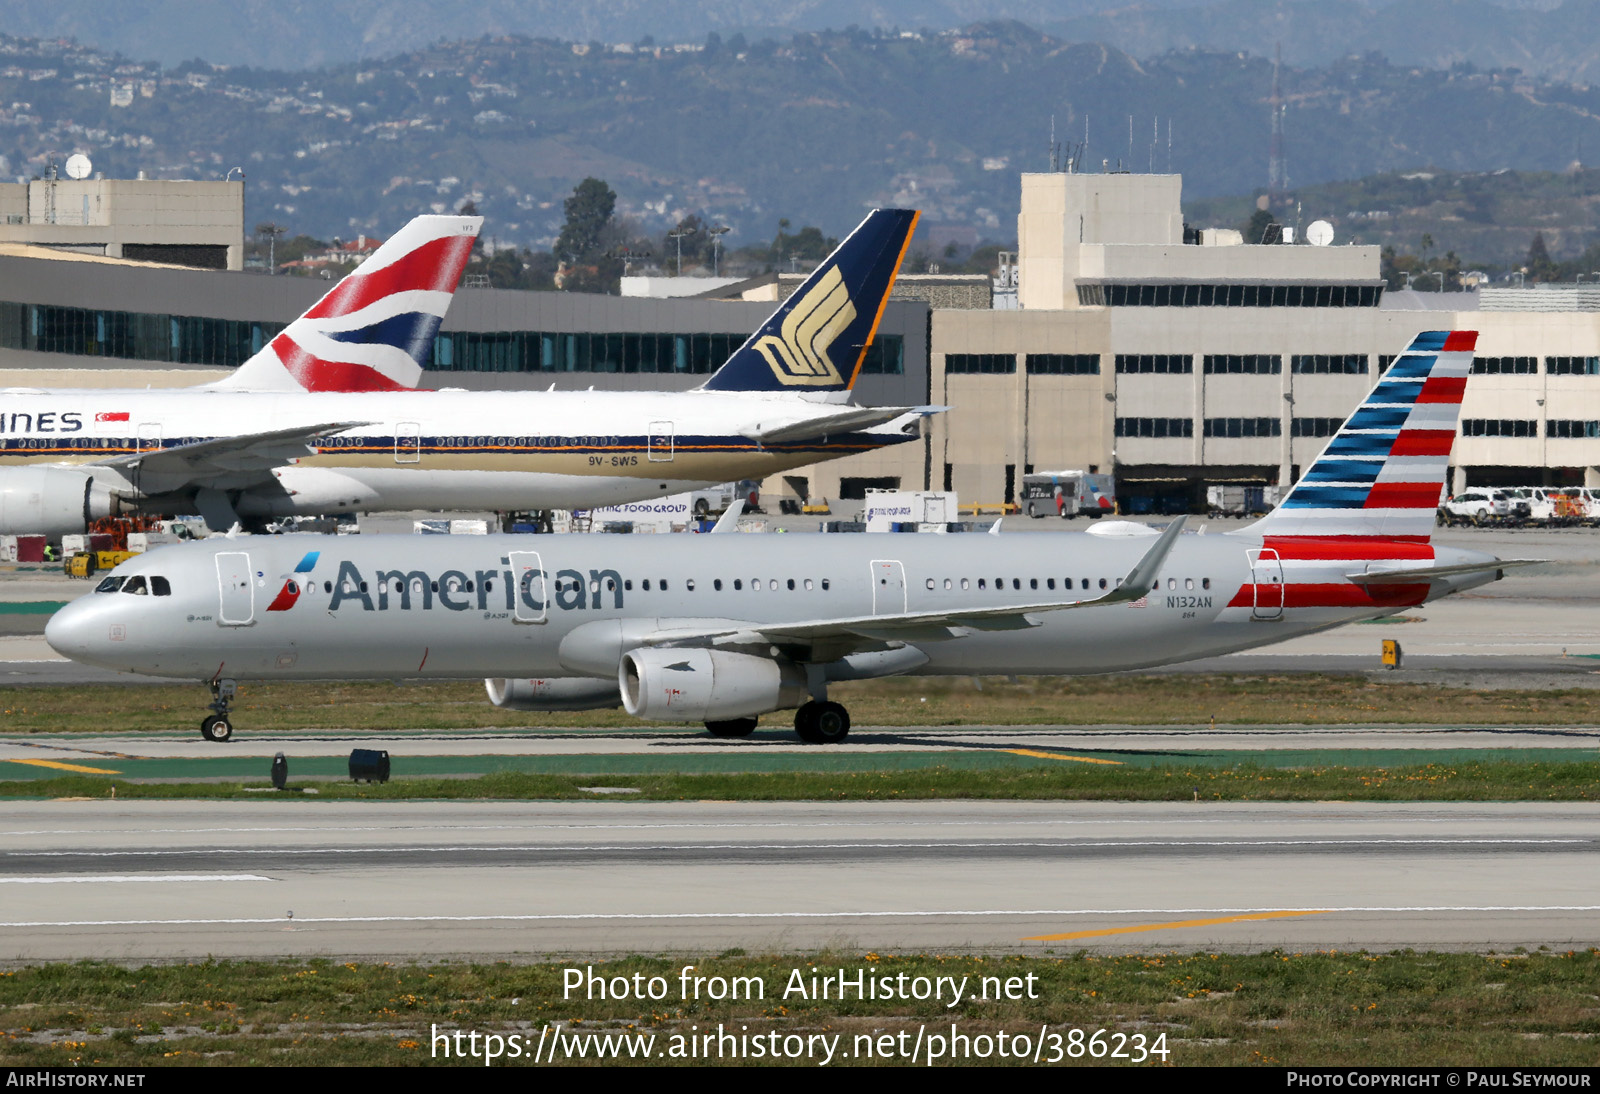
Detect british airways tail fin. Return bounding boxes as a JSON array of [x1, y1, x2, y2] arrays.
[[1241, 330, 1476, 541], [698, 209, 919, 401], [207, 214, 481, 393]]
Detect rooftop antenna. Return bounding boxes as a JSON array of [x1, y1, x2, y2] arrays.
[[1048, 115, 1060, 172], [1269, 43, 1288, 199], [1128, 115, 1134, 171]]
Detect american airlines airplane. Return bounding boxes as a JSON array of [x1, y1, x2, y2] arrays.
[[0, 208, 929, 535], [46, 330, 1533, 742]]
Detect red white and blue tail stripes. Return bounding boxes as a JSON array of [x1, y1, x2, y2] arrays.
[[1247, 330, 1475, 541], [212, 215, 481, 394]]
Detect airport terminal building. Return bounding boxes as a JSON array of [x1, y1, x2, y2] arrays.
[[2, 172, 1598, 512]]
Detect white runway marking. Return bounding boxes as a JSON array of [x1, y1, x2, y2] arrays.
[[0, 873, 271, 885], [9, 837, 1588, 857], [5, 905, 1600, 929]]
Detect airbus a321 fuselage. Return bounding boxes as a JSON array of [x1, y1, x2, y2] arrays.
[[0, 209, 926, 535], [46, 329, 1530, 742]]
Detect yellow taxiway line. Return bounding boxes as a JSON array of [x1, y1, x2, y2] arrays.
[[1023, 910, 1331, 941], [7, 758, 121, 775], [1005, 748, 1123, 765]]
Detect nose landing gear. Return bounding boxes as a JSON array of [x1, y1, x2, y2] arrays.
[[201, 678, 237, 742]]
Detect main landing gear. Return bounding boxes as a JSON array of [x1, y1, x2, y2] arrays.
[[201, 678, 237, 742], [794, 700, 850, 743]]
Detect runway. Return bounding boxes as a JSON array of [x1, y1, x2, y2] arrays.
[[3, 800, 1596, 961]]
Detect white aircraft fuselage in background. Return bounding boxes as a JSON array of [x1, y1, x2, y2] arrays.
[[0, 208, 926, 534]]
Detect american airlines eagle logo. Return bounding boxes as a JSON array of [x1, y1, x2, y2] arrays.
[[753, 266, 856, 386]]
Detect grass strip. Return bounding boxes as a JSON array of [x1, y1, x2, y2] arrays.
[[3, 761, 1596, 801], [5, 675, 1600, 734], [3, 951, 1597, 1066]]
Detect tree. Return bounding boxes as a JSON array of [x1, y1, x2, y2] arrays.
[[1525, 232, 1557, 282], [554, 178, 616, 265], [1242, 209, 1279, 244]]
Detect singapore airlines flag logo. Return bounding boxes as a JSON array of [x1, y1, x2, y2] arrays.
[[754, 266, 856, 386]]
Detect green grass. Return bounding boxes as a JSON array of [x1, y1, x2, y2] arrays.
[[5, 761, 1597, 802], [6, 674, 1600, 734], [2, 952, 1596, 1066]]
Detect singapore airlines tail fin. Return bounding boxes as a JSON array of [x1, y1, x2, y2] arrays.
[[698, 208, 919, 402], [207, 214, 482, 393], [1241, 329, 1476, 542]]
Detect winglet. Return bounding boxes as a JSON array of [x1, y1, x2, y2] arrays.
[[697, 209, 919, 401], [1099, 517, 1187, 605], [207, 215, 482, 393], [709, 500, 745, 533]]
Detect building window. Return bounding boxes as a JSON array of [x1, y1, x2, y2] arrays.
[[1292, 354, 1368, 374], [1547, 356, 1600, 376], [1082, 283, 1381, 308], [1115, 417, 1194, 438], [945, 353, 1016, 374], [1471, 357, 1538, 375], [1204, 417, 1281, 438], [858, 335, 904, 375], [1292, 417, 1343, 437], [1461, 419, 1537, 437], [1548, 420, 1600, 438], [1203, 354, 1281, 375], [1025, 353, 1100, 375], [1114, 354, 1193, 374]]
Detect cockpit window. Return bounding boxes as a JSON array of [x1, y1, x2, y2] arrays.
[[151, 576, 171, 597], [94, 576, 124, 593], [122, 575, 148, 595]]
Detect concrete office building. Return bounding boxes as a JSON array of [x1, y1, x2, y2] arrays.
[[0, 177, 245, 270], [927, 171, 1600, 510]]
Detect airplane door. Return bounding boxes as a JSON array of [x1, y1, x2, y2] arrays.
[[395, 422, 421, 464], [1248, 548, 1284, 620], [648, 421, 674, 462], [870, 559, 906, 615], [508, 551, 546, 624], [216, 551, 255, 627]]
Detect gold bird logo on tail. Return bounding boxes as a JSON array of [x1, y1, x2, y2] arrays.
[[753, 266, 856, 386]]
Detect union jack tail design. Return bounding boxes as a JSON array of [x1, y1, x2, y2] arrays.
[[209, 215, 481, 393], [1224, 330, 1478, 622]]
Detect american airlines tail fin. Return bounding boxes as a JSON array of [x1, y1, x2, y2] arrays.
[[208, 215, 482, 393], [698, 208, 919, 402], [1241, 330, 1476, 541]]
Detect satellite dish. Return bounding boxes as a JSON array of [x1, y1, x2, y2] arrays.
[[64, 154, 92, 180], [1307, 220, 1334, 247]]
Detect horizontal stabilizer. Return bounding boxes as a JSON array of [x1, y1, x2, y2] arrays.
[[1346, 559, 1542, 584], [739, 405, 921, 444]]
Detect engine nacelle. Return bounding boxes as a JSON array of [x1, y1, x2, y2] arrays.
[[620, 648, 804, 722], [0, 467, 120, 537], [485, 677, 622, 712]]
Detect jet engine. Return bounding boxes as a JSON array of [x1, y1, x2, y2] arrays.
[[0, 467, 121, 537], [619, 648, 804, 722], [485, 677, 622, 712]]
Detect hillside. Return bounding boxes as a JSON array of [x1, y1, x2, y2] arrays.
[[4, 26, 1600, 252]]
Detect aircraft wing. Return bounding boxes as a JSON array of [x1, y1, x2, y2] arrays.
[[93, 421, 370, 494], [642, 517, 1187, 660], [738, 405, 945, 445]]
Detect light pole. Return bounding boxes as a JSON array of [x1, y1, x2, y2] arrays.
[[708, 225, 730, 277], [668, 227, 694, 276]]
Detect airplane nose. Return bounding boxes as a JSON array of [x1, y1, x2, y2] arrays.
[[45, 600, 109, 664]]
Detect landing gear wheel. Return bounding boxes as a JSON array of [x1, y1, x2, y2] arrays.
[[200, 714, 233, 742], [705, 717, 758, 738], [794, 701, 850, 743]]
